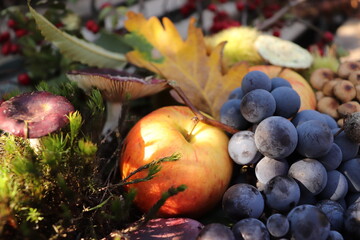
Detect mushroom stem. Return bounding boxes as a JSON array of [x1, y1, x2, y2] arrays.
[[101, 101, 123, 141], [28, 138, 41, 153]]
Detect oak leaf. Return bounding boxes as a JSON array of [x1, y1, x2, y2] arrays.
[[124, 12, 249, 119]]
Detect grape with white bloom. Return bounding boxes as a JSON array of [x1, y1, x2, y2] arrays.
[[228, 131, 262, 165]]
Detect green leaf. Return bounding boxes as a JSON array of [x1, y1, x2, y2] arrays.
[[123, 32, 164, 63], [28, 4, 127, 68], [94, 31, 132, 54]]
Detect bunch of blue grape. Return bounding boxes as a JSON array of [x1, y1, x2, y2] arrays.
[[199, 70, 360, 240]]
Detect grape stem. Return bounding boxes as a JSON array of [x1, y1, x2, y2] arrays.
[[168, 83, 239, 134]]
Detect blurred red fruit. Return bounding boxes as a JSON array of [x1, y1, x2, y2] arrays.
[[85, 20, 100, 33], [7, 19, 17, 29], [207, 3, 217, 12], [272, 29, 281, 37], [15, 29, 28, 38], [100, 2, 112, 9], [236, 1, 245, 11], [17, 73, 31, 85], [10, 43, 20, 54], [0, 32, 10, 43], [1, 42, 11, 55], [323, 31, 334, 43]]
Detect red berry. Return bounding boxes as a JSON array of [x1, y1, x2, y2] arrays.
[[17, 73, 31, 85], [268, 3, 280, 11], [15, 29, 28, 38], [213, 11, 228, 21], [248, 3, 257, 11], [86, 20, 96, 29], [180, 2, 195, 16], [323, 31, 334, 43], [219, 0, 228, 3], [1, 42, 11, 55], [55, 22, 64, 28], [100, 2, 112, 9], [0, 32, 10, 43], [264, 9, 273, 18], [207, 3, 217, 12], [236, 1, 245, 11], [272, 29, 281, 37], [91, 24, 100, 34], [85, 20, 100, 33], [7, 19, 17, 29], [10, 43, 20, 54]]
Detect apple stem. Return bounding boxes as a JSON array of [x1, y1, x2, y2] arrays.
[[187, 117, 200, 141], [169, 84, 239, 134]]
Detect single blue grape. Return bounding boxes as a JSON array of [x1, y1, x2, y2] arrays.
[[344, 201, 360, 239], [319, 170, 348, 201], [338, 158, 360, 192], [264, 175, 300, 212], [332, 128, 359, 161], [254, 116, 298, 159], [232, 218, 270, 240], [241, 70, 272, 94], [220, 99, 251, 130], [228, 87, 244, 100], [255, 156, 289, 185], [266, 213, 289, 238], [318, 143, 343, 171], [240, 89, 276, 123], [271, 77, 292, 90], [322, 113, 338, 129], [287, 204, 330, 240], [327, 230, 344, 240], [316, 200, 345, 232], [271, 86, 301, 118], [228, 131, 262, 165], [288, 158, 328, 195], [296, 120, 333, 158], [291, 109, 328, 127], [196, 223, 235, 240], [222, 183, 264, 220]]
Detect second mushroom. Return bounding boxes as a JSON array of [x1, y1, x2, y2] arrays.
[[66, 68, 168, 142]]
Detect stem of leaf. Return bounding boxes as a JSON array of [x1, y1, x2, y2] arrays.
[[169, 83, 239, 134]]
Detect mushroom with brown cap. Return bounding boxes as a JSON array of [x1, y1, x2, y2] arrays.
[[66, 68, 168, 141], [0, 91, 75, 151]]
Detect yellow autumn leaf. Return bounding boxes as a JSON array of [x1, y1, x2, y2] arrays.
[[124, 11, 249, 119]]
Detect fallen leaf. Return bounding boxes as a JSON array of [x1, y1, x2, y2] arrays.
[[28, 3, 127, 68], [124, 12, 249, 119]]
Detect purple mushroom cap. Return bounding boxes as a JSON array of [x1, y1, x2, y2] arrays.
[[0, 91, 75, 138]]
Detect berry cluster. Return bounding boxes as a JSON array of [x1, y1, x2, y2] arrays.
[[198, 70, 360, 239], [203, 0, 286, 34], [0, 19, 24, 56], [1, 18, 32, 85], [85, 20, 100, 34]]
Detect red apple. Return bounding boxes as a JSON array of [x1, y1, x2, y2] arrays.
[[120, 106, 233, 217]]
